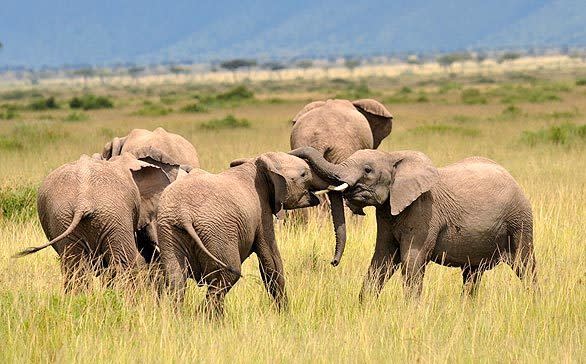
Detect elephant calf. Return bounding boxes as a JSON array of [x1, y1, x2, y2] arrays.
[[291, 147, 536, 299], [15, 153, 173, 292], [156, 152, 336, 316]]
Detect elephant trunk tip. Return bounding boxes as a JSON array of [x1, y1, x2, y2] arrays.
[[330, 258, 341, 267]]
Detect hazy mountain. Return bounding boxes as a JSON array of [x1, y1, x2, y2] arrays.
[[0, 0, 584, 67]]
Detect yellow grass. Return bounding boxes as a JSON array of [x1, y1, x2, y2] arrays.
[[0, 68, 585, 363]]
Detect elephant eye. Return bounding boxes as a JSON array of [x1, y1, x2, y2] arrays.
[[300, 171, 307, 178], [364, 166, 372, 174]]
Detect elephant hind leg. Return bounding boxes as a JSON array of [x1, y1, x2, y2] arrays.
[[508, 223, 537, 287], [461, 265, 484, 297], [202, 273, 239, 319], [60, 239, 92, 293]]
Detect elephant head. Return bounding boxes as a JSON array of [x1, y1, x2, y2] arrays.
[[290, 147, 439, 262], [230, 152, 332, 216], [292, 99, 393, 149]]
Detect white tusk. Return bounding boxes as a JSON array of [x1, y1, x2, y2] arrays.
[[328, 183, 349, 192], [314, 189, 329, 196]]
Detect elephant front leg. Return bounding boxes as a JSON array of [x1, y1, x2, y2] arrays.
[[400, 247, 428, 299], [255, 231, 288, 311], [359, 210, 400, 303]]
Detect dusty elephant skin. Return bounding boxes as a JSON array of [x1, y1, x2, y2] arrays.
[[14, 153, 173, 292], [102, 127, 198, 261], [156, 152, 327, 316], [290, 99, 393, 266], [291, 147, 536, 300]]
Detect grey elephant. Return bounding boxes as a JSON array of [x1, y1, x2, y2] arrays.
[[290, 147, 536, 299], [102, 127, 198, 260], [290, 99, 393, 267], [156, 152, 339, 316], [15, 153, 174, 292]]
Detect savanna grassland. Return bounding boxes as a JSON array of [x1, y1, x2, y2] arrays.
[[0, 68, 585, 363]]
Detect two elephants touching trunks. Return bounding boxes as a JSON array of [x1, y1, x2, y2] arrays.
[[14, 98, 536, 317]]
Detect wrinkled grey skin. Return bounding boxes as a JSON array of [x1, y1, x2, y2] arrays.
[[290, 99, 393, 267], [102, 127, 198, 261], [15, 153, 173, 292], [156, 152, 326, 316], [291, 147, 536, 299]]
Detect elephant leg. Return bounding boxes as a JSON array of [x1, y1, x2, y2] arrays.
[[462, 265, 484, 297], [509, 226, 537, 288], [159, 245, 189, 303], [255, 233, 287, 311], [60, 239, 91, 293], [400, 247, 428, 299], [359, 211, 400, 303], [203, 274, 239, 318]]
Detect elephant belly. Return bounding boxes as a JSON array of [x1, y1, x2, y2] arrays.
[[430, 223, 509, 267]]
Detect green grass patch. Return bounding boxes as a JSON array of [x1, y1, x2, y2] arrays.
[[521, 123, 586, 146], [63, 111, 90, 122], [0, 184, 37, 220], [0, 123, 69, 151], [335, 82, 375, 99], [200, 114, 251, 130], [490, 84, 563, 104], [215, 85, 254, 102], [69, 94, 114, 110], [0, 89, 43, 100], [133, 101, 172, 117], [461, 88, 487, 104], [576, 78, 586, 86], [410, 123, 481, 137], [180, 102, 208, 113], [385, 86, 429, 104], [0, 104, 19, 120]]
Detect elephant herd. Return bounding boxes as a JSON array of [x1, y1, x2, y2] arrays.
[[16, 98, 536, 316]]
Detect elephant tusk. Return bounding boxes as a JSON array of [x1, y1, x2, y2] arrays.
[[328, 183, 349, 192], [314, 189, 330, 196]]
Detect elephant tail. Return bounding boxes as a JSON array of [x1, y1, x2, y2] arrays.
[[13, 209, 85, 258], [182, 222, 242, 277]]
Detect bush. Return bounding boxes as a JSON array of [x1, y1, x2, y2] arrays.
[[461, 89, 487, 104], [335, 82, 374, 99], [521, 123, 586, 146], [63, 111, 89, 122], [200, 114, 251, 130], [215, 85, 254, 102], [575, 78, 586, 86], [69, 94, 114, 110], [27, 96, 59, 111], [0, 184, 37, 220], [0, 90, 43, 101], [180, 102, 208, 113], [410, 124, 481, 137]]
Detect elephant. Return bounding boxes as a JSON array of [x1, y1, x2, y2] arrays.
[[14, 153, 174, 292], [290, 99, 393, 267], [156, 152, 340, 316], [102, 127, 198, 261], [290, 147, 536, 299]]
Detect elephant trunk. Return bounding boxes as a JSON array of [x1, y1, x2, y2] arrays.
[[289, 147, 347, 184], [329, 191, 346, 267], [289, 147, 350, 267]]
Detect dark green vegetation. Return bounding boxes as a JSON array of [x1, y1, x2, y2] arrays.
[[200, 114, 251, 130], [69, 94, 114, 110], [0, 184, 37, 220], [522, 123, 586, 146]]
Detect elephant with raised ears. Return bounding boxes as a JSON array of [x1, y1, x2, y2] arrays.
[[291, 147, 536, 299], [14, 153, 174, 292], [290, 98, 393, 267], [102, 127, 198, 260], [156, 152, 335, 317]]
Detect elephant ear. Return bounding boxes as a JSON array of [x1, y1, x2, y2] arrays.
[[127, 159, 172, 229], [229, 157, 253, 167], [291, 100, 326, 125], [389, 152, 439, 216], [256, 155, 287, 217], [352, 99, 393, 149], [102, 136, 127, 160]]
